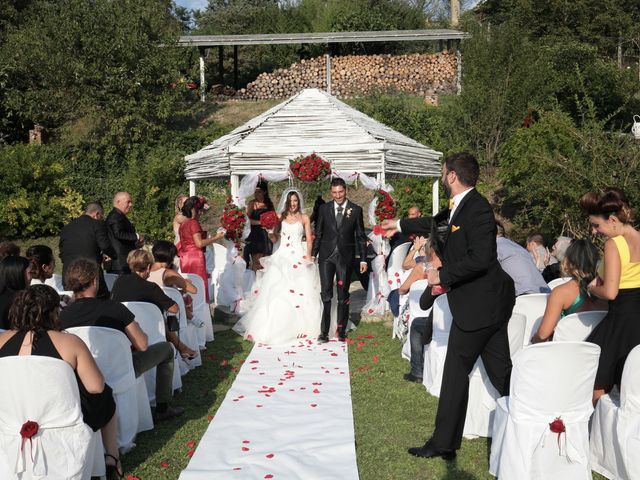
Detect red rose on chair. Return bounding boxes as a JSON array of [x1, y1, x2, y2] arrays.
[[20, 420, 38, 440], [549, 416, 566, 450]]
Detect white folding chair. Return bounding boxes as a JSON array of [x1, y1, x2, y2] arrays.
[[513, 293, 549, 346], [66, 326, 153, 452], [422, 294, 452, 395], [548, 276, 572, 290], [0, 356, 100, 480], [103, 273, 119, 292], [216, 248, 249, 314], [122, 301, 182, 401], [44, 274, 64, 291], [386, 242, 412, 291], [210, 243, 228, 304], [552, 310, 607, 342], [591, 344, 640, 480], [490, 342, 600, 480], [181, 273, 213, 346], [162, 286, 202, 370]]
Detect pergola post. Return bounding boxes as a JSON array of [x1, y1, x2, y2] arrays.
[[233, 45, 239, 89], [456, 47, 462, 95], [231, 174, 240, 202], [189, 180, 196, 196], [198, 47, 206, 102], [380, 152, 386, 187], [432, 178, 440, 215], [325, 49, 332, 95]]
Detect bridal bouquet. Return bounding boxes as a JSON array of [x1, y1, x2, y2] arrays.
[[289, 153, 331, 182], [259, 210, 279, 231], [221, 197, 247, 248], [374, 189, 396, 223]]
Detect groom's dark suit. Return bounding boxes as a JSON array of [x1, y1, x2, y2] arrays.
[[400, 188, 515, 451], [312, 200, 367, 338]]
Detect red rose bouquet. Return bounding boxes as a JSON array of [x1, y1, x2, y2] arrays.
[[260, 211, 279, 231], [374, 189, 396, 224], [289, 153, 331, 183], [220, 196, 247, 248]]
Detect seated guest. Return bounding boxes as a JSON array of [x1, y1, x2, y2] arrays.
[[26, 245, 56, 286], [542, 235, 573, 282], [0, 241, 20, 261], [402, 235, 428, 271], [531, 239, 602, 343], [60, 258, 183, 421], [150, 241, 197, 320], [496, 222, 550, 296], [526, 233, 554, 272], [0, 285, 121, 480], [388, 206, 422, 266], [0, 256, 31, 329], [111, 249, 197, 360]]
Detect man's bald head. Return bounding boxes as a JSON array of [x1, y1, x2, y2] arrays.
[[113, 192, 133, 214], [407, 206, 421, 219]]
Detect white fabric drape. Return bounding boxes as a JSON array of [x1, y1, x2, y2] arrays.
[[235, 171, 291, 209]]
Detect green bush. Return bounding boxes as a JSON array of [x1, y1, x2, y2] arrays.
[[0, 144, 83, 238]]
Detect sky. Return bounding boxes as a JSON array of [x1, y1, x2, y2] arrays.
[[175, 0, 208, 11]]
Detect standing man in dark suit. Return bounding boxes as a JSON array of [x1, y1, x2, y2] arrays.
[[312, 178, 368, 343], [105, 191, 143, 274], [382, 152, 515, 460], [59, 201, 116, 299]]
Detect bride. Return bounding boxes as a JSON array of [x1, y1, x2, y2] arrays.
[[233, 189, 329, 344]]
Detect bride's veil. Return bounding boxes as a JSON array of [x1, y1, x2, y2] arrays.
[[277, 188, 305, 214]]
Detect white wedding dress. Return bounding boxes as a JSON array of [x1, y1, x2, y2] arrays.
[[233, 220, 328, 344]]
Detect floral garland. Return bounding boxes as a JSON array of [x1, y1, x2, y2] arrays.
[[289, 153, 331, 183], [374, 189, 396, 224], [220, 196, 247, 248]]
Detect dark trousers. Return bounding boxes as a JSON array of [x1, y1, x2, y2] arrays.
[[409, 314, 433, 378], [132, 342, 175, 405], [319, 248, 353, 336], [431, 320, 512, 451]]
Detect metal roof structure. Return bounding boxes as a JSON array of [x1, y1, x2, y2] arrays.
[[178, 29, 468, 48], [184, 88, 442, 181]]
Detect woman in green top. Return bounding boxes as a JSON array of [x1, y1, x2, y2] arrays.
[[531, 239, 602, 343]]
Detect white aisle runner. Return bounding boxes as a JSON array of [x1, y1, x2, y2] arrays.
[[179, 339, 359, 480]]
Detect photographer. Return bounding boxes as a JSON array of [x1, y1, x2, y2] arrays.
[[61, 258, 184, 422]]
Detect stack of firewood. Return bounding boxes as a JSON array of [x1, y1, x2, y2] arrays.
[[237, 51, 456, 100]]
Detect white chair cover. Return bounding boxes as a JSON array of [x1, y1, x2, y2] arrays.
[[162, 286, 202, 370], [408, 279, 430, 321], [590, 344, 640, 480], [0, 356, 96, 480], [552, 310, 607, 342], [122, 302, 182, 401], [513, 293, 549, 346], [103, 273, 119, 292], [180, 273, 213, 347], [209, 243, 229, 304], [386, 242, 411, 290], [398, 279, 430, 358], [45, 274, 64, 291], [65, 326, 153, 452], [462, 312, 527, 439], [362, 231, 390, 317], [422, 294, 452, 395], [490, 342, 600, 480], [215, 242, 249, 314], [548, 276, 572, 290]]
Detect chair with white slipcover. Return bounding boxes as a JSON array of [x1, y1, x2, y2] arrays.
[[489, 342, 600, 480], [162, 286, 201, 370], [209, 243, 228, 304], [552, 310, 607, 342], [513, 293, 549, 346], [590, 344, 640, 480], [181, 273, 213, 346], [66, 326, 153, 453], [422, 294, 452, 395], [121, 301, 182, 400], [401, 279, 430, 360], [548, 276, 572, 290], [0, 356, 102, 480]]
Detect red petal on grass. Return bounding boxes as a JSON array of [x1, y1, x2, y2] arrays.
[[127, 476, 140, 480], [372, 355, 379, 363], [207, 415, 214, 421], [187, 440, 196, 448], [160, 461, 170, 469], [187, 450, 195, 457]]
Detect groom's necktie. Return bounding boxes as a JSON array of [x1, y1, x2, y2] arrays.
[[336, 204, 344, 228]]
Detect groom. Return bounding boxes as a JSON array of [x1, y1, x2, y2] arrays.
[[312, 178, 368, 342]]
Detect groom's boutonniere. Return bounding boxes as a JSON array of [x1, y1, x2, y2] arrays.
[[346, 208, 353, 218]]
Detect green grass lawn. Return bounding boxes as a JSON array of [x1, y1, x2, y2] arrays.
[[120, 320, 607, 479]]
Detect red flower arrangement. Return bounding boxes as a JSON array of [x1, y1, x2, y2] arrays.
[[260, 211, 279, 231], [289, 153, 331, 182], [374, 189, 396, 224], [220, 196, 246, 248]]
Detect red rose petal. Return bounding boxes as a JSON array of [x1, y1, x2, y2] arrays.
[[265, 475, 274, 479], [293, 264, 298, 268], [310, 403, 318, 407], [266, 453, 275, 459], [372, 355, 379, 363], [187, 450, 195, 457], [242, 447, 250, 451], [160, 460, 170, 468], [337, 280, 343, 286], [207, 415, 214, 421], [242, 440, 250, 444], [187, 440, 196, 448], [313, 388, 320, 394]]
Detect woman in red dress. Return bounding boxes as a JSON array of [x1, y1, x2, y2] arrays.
[[178, 196, 224, 302]]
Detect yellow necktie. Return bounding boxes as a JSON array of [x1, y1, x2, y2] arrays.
[[448, 198, 454, 209]]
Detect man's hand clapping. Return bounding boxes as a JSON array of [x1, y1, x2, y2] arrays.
[[380, 219, 398, 238]]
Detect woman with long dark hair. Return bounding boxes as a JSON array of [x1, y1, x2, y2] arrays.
[[26, 244, 56, 285], [245, 181, 275, 271], [233, 189, 324, 344], [0, 285, 121, 479], [0, 255, 31, 329], [580, 188, 640, 404], [531, 239, 603, 343], [177, 196, 224, 302]]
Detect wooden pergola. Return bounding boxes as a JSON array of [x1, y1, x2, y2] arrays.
[[177, 29, 468, 100]]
